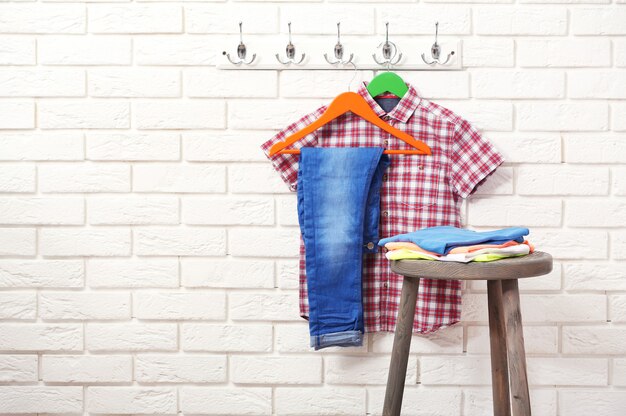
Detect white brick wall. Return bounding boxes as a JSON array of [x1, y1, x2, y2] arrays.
[[0, 1, 624, 415]]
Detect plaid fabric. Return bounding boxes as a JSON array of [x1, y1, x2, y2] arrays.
[[260, 81, 504, 334]]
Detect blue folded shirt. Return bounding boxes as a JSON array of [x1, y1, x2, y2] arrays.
[[378, 226, 529, 255]]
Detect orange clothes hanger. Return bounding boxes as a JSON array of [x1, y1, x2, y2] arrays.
[[268, 91, 432, 156]]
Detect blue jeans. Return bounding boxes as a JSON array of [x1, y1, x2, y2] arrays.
[[297, 147, 390, 350]]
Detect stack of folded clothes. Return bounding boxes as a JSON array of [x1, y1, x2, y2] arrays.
[[378, 226, 534, 263]]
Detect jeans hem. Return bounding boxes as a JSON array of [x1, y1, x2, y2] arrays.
[[310, 330, 363, 350]]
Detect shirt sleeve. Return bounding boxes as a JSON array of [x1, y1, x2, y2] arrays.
[[449, 118, 504, 199], [259, 105, 326, 192]]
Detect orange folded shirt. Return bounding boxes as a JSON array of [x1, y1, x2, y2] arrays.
[[385, 239, 534, 255]]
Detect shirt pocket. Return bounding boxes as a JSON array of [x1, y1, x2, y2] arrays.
[[393, 158, 446, 212]]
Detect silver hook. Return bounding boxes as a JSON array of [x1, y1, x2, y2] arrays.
[[276, 22, 306, 65], [421, 22, 455, 65], [324, 22, 354, 65], [373, 22, 402, 69], [223, 22, 256, 65]]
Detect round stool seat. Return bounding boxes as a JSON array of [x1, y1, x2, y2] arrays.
[[390, 251, 553, 281]]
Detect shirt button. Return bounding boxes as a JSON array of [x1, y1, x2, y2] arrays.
[[382, 174, 388, 181], [383, 247, 389, 253], [366, 242, 375, 250], [383, 139, 389, 146], [418, 165, 424, 170], [382, 211, 389, 217], [383, 282, 388, 288]]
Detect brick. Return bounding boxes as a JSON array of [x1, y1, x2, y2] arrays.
[[563, 326, 626, 354], [277, 260, 298, 289], [185, 68, 277, 97], [0, 101, 34, 129], [181, 387, 271, 415], [398, 71, 470, 99], [0, 260, 84, 288], [464, 389, 556, 416], [89, 69, 180, 97], [42, 355, 132, 383], [566, 200, 626, 227], [0, 355, 37, 382], [568, 71, 626, 98], [0, 164, 35, 192], [277, 196, 298, 226], [461, 293, 606, 322], [468, 197, 561, 226], [229, 163, 292, 194], [518, 39, 610, 67], [0, 36, 35, 65], [571, 7, 626, 34], [40, 227, 131, 257], [284, 5, 375, 34], [135, 227, 225, 256], [135, 99, 225, 129], [231, 355, 322, 384], [230, 292, 299, 321], [135, 355, 226, 383], [134, 291, 225, 320], [463, 38, 514, 67], [182, 323, 272, 352], [560, 391, 626, 416], [39, 36, 131, 65], [280, 70, 374, 99], [183, 132, 268, 162], [421, 356, 491, 385], [474, 167, 513, 196], [517, 101, 608, 131], [86, 323, 177, 352], [182, 196, 273, 225], [611, 231, 626, 259], [229, 99, 323, 130], [229, 228, 299, 257], [88, 196, 179, 225], [532, 229, 608, 260], [488, 134, 561, 164], [39, 292, 130, 320], [0, 228, 35, 256], [531, 357, 607, 385], [0, 69, 85, 97], [87, 387, 176, 414], [436, 100, 513, 131], [564, 135, 626, 163], [613, 359, 626, 385], [521, 0, 609, 2], [0, 132, 83, 161], [185, 4, 277, 34], [133, 163, 225, 193], [473, 70, 564, 98], [368, 387, 462, 416], [370, 326, 463, 354], [0, 197, 84, 225], [275, 387, 365, 415], [135, 36, 215, 66], [0, 386, 82, 413], [87, 258, 178, 288], [181, 258, 274, 288], [89, 5, 182, 33], [274, 323, 368, 353], [0, 324, 82, 351], [87, 132, 179, 161], [616, 40, 626, 68], [378, 6, 470, 34], [609, 294, 626, 322], [0, 292, 36, 319], [39, 100, 130, 129], [474, 7, 566, 35], [613, 102, 626, 131], [40, 163, 130, 192], [517, 165, 609, 195], [467, 325, 558, 354], [326, 355, 417, 385], [0, 5, 85, 34]]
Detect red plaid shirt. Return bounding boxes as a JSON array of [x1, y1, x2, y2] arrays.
[[260, 81, 504, 334]]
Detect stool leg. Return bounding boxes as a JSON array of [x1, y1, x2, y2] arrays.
[[502, 279, 531, 416], [487, 280, 511, 416], [383, 276, 420, 416]]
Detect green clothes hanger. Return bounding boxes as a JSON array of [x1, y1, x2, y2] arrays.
[[366, 71, 409, 99]]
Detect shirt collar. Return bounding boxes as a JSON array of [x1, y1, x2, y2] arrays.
[[356, 79, 421, 123]]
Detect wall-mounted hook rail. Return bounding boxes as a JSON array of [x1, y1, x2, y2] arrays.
[[276, 22, 306, 65], [373, 22, 402, 69], [223, 22, 256, 66], [421, 22, 455, 65], [324, 22, 354, 65]]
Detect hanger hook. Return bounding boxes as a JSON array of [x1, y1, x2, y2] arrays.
[[324, 21, 354, 65], [421, 21, 455, 65], [373, 21, 402, 68], [223, 21, 256, 65], [276, 21, 306, 65], [347, 60, 359, 92]]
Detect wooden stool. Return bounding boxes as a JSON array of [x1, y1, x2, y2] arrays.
[[382, 251, 553, 416]]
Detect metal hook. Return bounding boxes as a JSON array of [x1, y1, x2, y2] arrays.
[[421, 22, 455, 65], [373, 22, 402, 69], [223, 22, 256, 65], [324, 22, 354, 65], [276, 22, 306, 65]]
